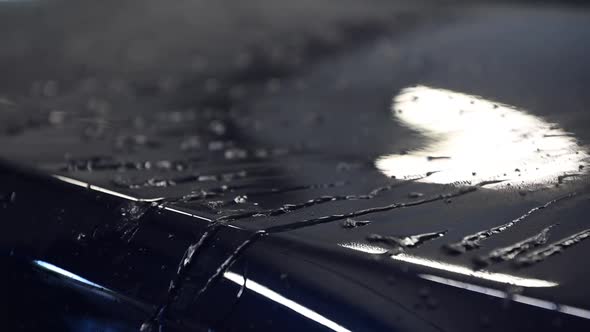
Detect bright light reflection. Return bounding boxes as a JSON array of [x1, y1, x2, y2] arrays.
[[33, 260, 108, 290], [52, 175, 213, 223], [52, 174, 163, 202], [420, 274, 590, 319], [224, 271, 351, 332], [338, 242, 557, 288], [376, 86, 588, 187]]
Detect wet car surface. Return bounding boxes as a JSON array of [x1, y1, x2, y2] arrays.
[[1, 1, 590, 331]]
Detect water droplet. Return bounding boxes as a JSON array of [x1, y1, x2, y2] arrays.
[[225, 148, 248, 160], [408, 192, 424, 199], [180, 136, 201, 151], [255, 148, 269, 158], [516, 227, 590, 266], [209, 120, 227, 136], [341, 218, 371, 229], [120, 202, 150, 221], [234, 195, 248, 204], [207, 201, 224, 209], [368, 231, 446, 249], [139, 321, 157, 332]]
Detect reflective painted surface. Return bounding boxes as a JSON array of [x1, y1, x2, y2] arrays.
[[1, 1, 590, 331]]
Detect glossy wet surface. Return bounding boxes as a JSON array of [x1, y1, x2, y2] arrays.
[[1, 1, 590, 331]]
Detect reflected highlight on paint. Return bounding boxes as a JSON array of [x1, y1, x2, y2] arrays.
[[376, 86, 588, 188], [33, 260, 108, 290], [338, 242, 557, 288], [224, 271, 351, 332], [420, 274, 590, 319]]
